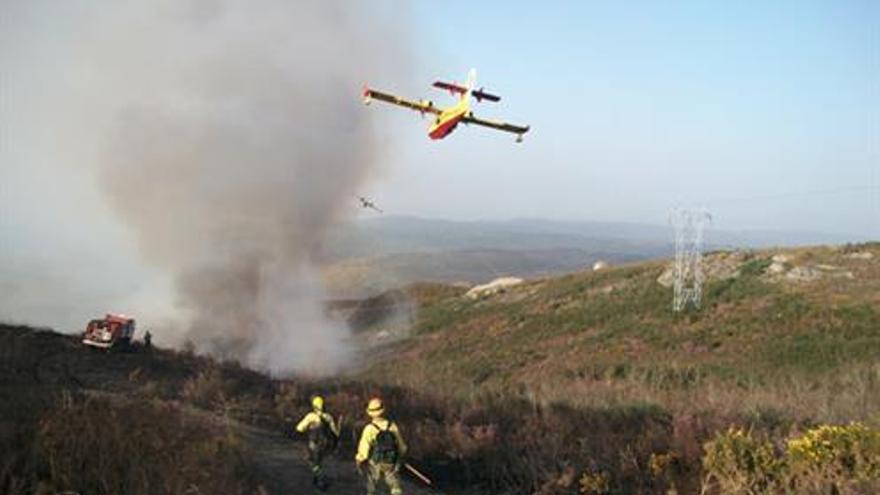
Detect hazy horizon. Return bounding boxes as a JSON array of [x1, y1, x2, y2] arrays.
[[352, 213, 876, 240]]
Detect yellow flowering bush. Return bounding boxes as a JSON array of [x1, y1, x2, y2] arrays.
[[701, 423, 880, 494], [649, 451, 676, 479], [785, 422, 880, 494], [701, 427, 781, 494], [578, 470, 610, 495]]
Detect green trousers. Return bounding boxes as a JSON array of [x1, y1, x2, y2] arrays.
[[307, 441, 327, 479], [366, 461, 402, 495]]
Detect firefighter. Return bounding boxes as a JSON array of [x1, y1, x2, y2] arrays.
[[356, 397, 407, 495], [295, 395, 340, 491]]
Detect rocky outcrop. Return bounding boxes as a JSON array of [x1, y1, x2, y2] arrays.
[[766, 254, 791, 275], [784, 265, 823, 283], [845, 251, 874, 260], [654, 249, 862, 287], [466, 277, 524, 299], [704, 251, 747, 280], [656, 268, 676, 288], [768, 256, 854, 283], [656, 251, 745, 288]]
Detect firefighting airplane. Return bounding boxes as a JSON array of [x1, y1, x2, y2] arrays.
[[358, 196, 383, 213], [362, 69, 530, 143]]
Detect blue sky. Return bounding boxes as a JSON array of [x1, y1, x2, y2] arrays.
[[367, 1, 879, 236]]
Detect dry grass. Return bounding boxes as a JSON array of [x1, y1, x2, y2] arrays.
[[40, 395, 256, 494], [2, 393, 259, 495], [349, 243, 880, 493]]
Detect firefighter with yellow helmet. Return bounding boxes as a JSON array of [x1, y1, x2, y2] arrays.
[[295, 395, 340, 491], [356, 397, 408, 495]]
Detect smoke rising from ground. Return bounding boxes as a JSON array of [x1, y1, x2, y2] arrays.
[[6, 1, 409, 374]]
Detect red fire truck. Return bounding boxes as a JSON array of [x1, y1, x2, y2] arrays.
[[82, 313, 136, 350]]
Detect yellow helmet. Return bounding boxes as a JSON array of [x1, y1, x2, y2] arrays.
[[311, 395, 324, 411], [366, 397, 384, 417]]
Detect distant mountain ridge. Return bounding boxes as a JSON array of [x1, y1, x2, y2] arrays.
[[322, 215, 860, 258], [318, 216, 865, 296]]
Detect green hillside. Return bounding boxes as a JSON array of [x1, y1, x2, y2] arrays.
[[358, 243, 880, 423]]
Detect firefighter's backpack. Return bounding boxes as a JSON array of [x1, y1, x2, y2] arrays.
[[371, 422, 399, 464]]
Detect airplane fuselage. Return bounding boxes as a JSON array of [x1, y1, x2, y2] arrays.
[[428, 87, 471, 140]]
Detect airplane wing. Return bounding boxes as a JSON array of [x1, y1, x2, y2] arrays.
[[363, 87, 441, 115], [433, 81, 467, 94], [461, 113, 530, 138], [433, 82, 501, 102], [472, 88, 501, 102]]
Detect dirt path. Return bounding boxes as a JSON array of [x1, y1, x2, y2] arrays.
[[235, 422, 440, 495]]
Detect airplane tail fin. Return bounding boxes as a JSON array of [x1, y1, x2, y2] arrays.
[[464, 68, 476, 100]]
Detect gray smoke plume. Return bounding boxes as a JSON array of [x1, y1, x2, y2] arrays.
[[44, 0, 411, 374]]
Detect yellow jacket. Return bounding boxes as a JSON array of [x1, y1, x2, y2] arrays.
[[355, 417, 407, 463], [296, 410, 340, 436]]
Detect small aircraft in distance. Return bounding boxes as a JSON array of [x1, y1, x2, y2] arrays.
[[358, 196, 383, 213], [362, 69, 530, 143]]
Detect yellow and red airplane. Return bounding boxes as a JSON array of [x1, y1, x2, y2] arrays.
[[362, 69, 530, 143]]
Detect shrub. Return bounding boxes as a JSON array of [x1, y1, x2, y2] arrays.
[[785, 423, 880, 494], [180, 367, 231, 409], [700, 423, 880, 495], [648, 451, 678, 488], [579, 470, 610, 494], [33, 395, 258, 495], [700, 427, 781, 494]]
